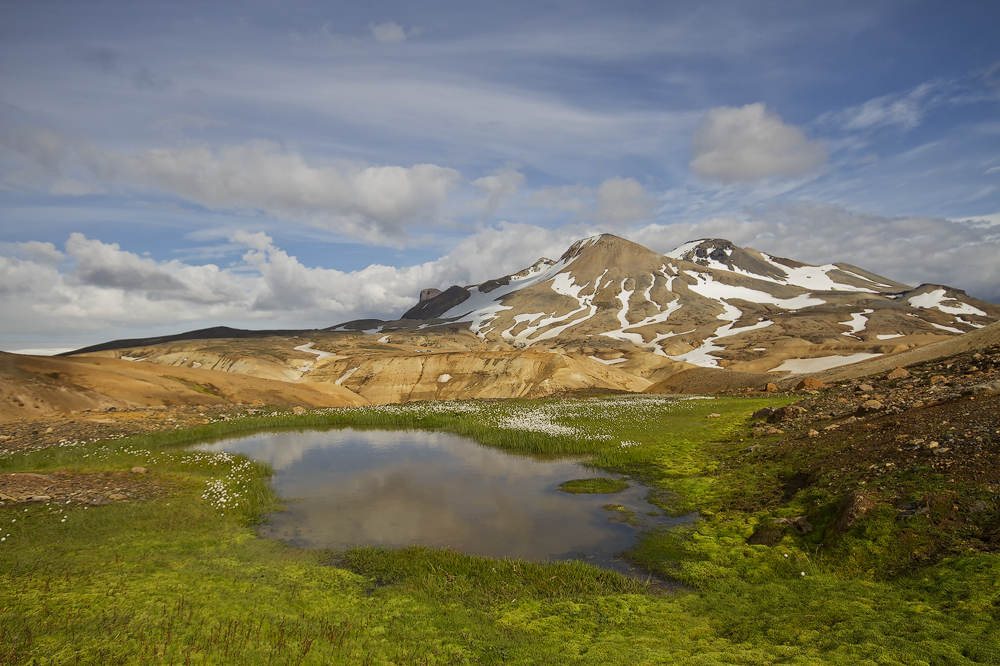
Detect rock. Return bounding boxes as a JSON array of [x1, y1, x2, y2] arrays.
[[963, 380, 1000, 395], [752, 407, 774, 419], [807, 429, 820, 437], [766, 405, 807, 423], [746, 526, 784, 546], [887, 367, 910, 379], [292, 406, 307, 415], [765, 383, 779, 393], [707, 413, 721, 418], [108, 493, 127, 500], [774, 515, 814, 535], [30, 495, 51, 501], [860, 399, 883, 412], [795, 377, 827, 390], [930, 375, 947, 385], [752, 426, 783, 437], [830, 492, 877, 536], [858, 384, 875, 393], [130, 467, 148, 474]]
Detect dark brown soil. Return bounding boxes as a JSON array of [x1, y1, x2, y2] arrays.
[[0, 468, 166, 507]]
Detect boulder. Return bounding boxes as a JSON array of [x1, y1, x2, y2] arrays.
[[829, 492, 877, 536], [766, 405, 807, 423], [886, 367, 910, 380], [795, 377, 827, 390], [860, 399, 883, 413]]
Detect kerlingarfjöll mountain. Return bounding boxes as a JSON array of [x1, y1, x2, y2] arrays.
[[7, 233, 997, 416]]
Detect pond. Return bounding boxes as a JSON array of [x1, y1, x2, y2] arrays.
[[195, 428, 691, 573]]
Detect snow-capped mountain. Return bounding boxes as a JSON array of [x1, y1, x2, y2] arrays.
[[365, 234, 999, 374]]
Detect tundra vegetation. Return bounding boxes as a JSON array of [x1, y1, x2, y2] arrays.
[[1, 395, 997, 665]]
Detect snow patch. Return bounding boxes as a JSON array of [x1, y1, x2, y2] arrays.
[[335, 366, 360, 386], [929, 322, 964, 334], [437, 374, 452, 383], [839, 309, 872, 337], [121, 356, 147, 362], [377, 335, 391, 343], [687, 272, 825, 309], [876, 334, 903, 340], [770, 353, 883, 374], [294, 342, 335, 361], [908, 289, 987, 316], [668, 303, 773, 367], [588, 356, 627, 365]]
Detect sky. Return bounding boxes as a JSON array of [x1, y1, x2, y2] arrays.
[[1, 0, 999, 353]]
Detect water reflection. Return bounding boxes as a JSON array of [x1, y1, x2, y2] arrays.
[[195, 428, 689, 569]]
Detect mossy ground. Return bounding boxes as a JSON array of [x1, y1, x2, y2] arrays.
[[1, 394, 998, 664], [557, 477, 629, 494]]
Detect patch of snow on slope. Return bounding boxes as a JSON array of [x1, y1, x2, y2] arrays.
[[876, 334, 903, 340], [929, 322, 965, 334], [687, 272, 825, 309], [665, 240, 702, 259], [294, 342, 336, 361], [614, 279, 635, 330], [837, 269, 894, 289], [908, 289, 987, 316], [667, 303, 772, 367], [588, 356, 628, 365], [957, 317, 985, 329], [770, 353, 883, 374], [437, 374, 452, 383], [758, 255, 877, 292], [434, 252, 580, 338], [334, 366, 361, 386], [839, 309, 872, 337], [377, 335, 391, 343], [362, 326, 384, 335]]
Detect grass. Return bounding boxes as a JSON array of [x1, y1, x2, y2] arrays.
[[1, 393, 998, 664], [557, 477, 629, 494]]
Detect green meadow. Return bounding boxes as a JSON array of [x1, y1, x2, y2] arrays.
[[1, 395, 997, 665]]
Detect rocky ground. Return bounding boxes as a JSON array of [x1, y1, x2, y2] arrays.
[[0, 403, 277, 508], [733, 343, 1000, 557], [0, 467, 166, 507]]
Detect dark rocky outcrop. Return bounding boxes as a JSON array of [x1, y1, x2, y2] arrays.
[[401, 285, 471, 320]]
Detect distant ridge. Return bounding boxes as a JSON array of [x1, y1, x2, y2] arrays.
[[59, 326, 317, 357]]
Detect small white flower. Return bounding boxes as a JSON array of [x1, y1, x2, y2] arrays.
[[801, 572, 806, 576]]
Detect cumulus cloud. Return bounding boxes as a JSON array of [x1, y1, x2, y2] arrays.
[[471, 166, 525, 214], [0, 223, 604, 338], [689, 103, 828, 183], [633, 203, 1000, 304], [594, 177, 657, 227], [370, 22, 409, 43], [2, 130, 460, 246]]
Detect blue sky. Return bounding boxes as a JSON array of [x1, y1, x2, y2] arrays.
[[1, 0, 998, 351]]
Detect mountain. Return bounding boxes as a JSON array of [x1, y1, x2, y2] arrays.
[[347, 234, 999, 376], [22, 232, 994, 418]]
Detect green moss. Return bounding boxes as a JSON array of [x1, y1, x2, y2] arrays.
[[1, 393, 996, 664], [557, 477, 629, 494]]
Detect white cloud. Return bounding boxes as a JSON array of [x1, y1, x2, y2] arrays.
[[594, 176, 657, 227], [371, 22, 409, 44], [3, 130, 461, 246], [529, 185, 591, 212], [830, 82, 941, 132], [471, 165, 525, 214], [689, 103, 828, 183]]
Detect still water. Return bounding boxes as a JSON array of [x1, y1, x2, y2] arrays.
[[195, 428, 689, 571]]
